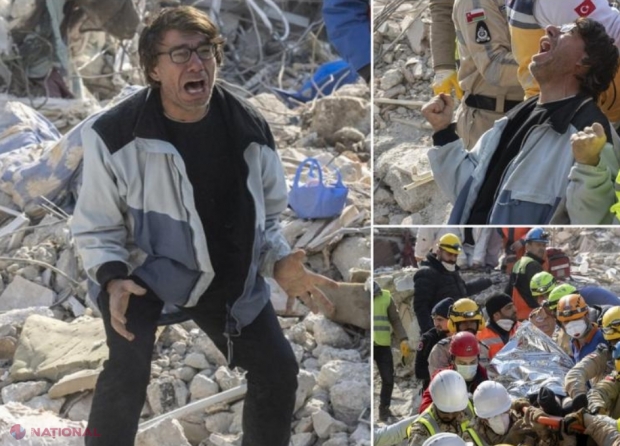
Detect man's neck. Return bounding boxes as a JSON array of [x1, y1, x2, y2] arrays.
[[537, 82, 580, 104]]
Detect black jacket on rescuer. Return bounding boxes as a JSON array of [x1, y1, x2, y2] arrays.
[[413, 253, 492, 333]]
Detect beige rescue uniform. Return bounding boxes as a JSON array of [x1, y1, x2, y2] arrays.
[[588, 372, 620, 419], [407, 405, 468, 445], [452, 0, 524, 150], [564, 344, 612, 398], [584, 415, 620, 446], [430, 0, 457, 71], [428, 337, 490, 376]]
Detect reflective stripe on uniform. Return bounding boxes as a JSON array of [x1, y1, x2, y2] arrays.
[[406, 407, 441, 438], [462, 425, 487, 446]]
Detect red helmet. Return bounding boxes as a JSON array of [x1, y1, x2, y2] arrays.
[[449, 331, 480, 357]]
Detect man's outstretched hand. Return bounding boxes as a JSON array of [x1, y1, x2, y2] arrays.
[[106, 279, 147, 341], [274, 250, 338, 317]]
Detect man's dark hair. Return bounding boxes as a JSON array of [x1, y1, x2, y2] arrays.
[[138, 6, 225, 88], [575, 17, 620, 101]]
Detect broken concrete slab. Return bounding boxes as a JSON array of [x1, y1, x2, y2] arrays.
[[330, 379, 370, 424], [313, 318, 352, 349], [331, 237, 370, 280], [136, 418, 192, 446], [312, 409, 348, 439], [310, 97, 370, 145], [48, 369, 100, 399], [0, 276, 55, 311], [146, 377, 188, 416], [291, 432, 316, 446], [66, 392, 93, 421], [318, 283, 370, 330], [294, 369, 317, 413], [189, 373, 220, 401], [10, 315, 107, 382], [1, 380, 50, 403]]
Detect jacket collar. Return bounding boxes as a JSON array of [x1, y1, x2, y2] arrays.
[[423, 252, 459, 273]]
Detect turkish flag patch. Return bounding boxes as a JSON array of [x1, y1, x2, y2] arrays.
[[575, 0, 596, 17]]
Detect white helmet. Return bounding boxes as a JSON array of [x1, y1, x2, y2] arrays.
[[429, 370, 469, 413], [422, 433, 467, 446], [473, 381, 512, 419]]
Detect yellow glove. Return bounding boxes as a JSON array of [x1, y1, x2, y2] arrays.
[[571, 122, 607, 166], [400, 340, 410, 358], [432, 69, 463, 100]]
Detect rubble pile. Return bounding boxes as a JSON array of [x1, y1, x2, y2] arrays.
[[372, 227, 620, 427], [373, 0, 453, 225]]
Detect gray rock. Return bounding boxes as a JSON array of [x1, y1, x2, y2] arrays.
[[205, 411, 234, 434], [54, 248, 79, 293], [214, 367, 242, 391], [294, 369, 317, 413], [311, 409, 347, 439], [287, 323, 308, 345], [136, 418, 192, 446], [291, 432, 315, 446], [323, 434, 349, 446], [174, 366, 198, 383], [229, 401, 243, 434], [294, 416, 313, 434], [22, 394, 65, 413], [160, 324, 188, 347], [190, 373, 220, 400], [0, 276, 55, 311], [317, 361, 368, 389], [206, 432, 242, 446], [331, 379, 370, 424], [67, 392, 94, 421], [192, 333, 227, 367], [351, 424, 372, 445], [48, 369, 100, 398], [313, 319, 351, 348], [171, 341, 187, 356], [315, 346, 362, 366], [146, 377, 189, 415], [1, 380, 50, 403], [291, 342, 304, 364], [185, 352, 210, 369], [311, 97, 370, 145], [331, 237, 370, 281], [380, 68, 404, 90]]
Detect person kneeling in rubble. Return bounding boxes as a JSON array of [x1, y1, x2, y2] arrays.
[[406, 370, 474, 445], [420, 331, 488, 413]]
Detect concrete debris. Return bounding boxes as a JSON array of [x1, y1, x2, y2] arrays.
[[136, 418, 192, 446], [0, 276, 55, 311], [10, 315, 107, 382], [312, 409, 348, 439], [0, 2, 370, 444], [373, 0, 449, 225], [47, 369, 100, 399], [1, 380, 49, 404]]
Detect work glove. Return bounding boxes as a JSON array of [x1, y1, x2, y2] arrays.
[[571, 122, 607, 166], [431, 69, 463, 100], [400, 340, 411, 358], [563, 408, 586, 435]]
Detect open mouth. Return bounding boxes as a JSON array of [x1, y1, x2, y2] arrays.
[[539, 39, 552, 54], [183, 79, 206, 94]]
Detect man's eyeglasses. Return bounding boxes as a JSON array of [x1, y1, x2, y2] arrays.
[[157, 44, 216, 64], [603, 319, 620, 336]]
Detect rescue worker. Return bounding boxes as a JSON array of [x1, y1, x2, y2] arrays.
[[406, 370, 473, 445], [556, 294, 605, 363], [428, 298, 490, 376], [505, 227, 549, 321], [422, 433, 468, 446], [429, 0, 462, 100], [499, 227, 531, 274], [420, 331, 488, 413], [373, 282, 410, 421], [588, 341, 620, 419], [546, 284, 578, 356], [477, 293, 518, 359], [464, 381, 533, 445], [564, 407, 620, 446], [530, 271, 557, 306], [416, 298, 455, 390], [413, 233, 492, 334], [452, 0, 524, 150], [564, 306, 620, 409]]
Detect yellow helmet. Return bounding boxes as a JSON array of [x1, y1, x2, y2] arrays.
[[556, 294, 588, 323], [447, 298, 485, 333], [602, 306, 620, 341], [530, 272, 556, 297], [438, 233, 462, 255]]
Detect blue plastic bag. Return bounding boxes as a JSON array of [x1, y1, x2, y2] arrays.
[[288, 157, 349, 219]]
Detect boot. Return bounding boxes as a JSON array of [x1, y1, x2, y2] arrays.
[[378, 405, 393, 421]]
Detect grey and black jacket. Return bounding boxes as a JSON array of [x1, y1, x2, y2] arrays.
[[71, 84, 291, 331]]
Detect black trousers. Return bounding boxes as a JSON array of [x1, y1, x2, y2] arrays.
[[373, 344, 394, 408], [85, 288, 298, 446]]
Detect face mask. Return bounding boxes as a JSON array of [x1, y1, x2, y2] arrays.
[[456, 363, 477, 380], [487, 412, 511, 435], [442, 261, 456, 271], [565, 319, 588, 339], [496, 319, 515, 331]]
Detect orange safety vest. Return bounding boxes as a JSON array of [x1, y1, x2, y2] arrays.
[[477, 323, 519, 359]]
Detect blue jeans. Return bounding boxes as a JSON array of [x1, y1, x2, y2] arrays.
[[85, 289, 298, 446]]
